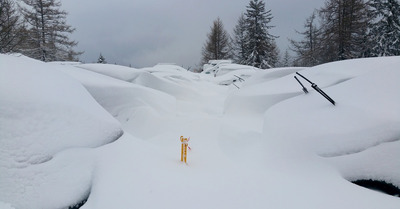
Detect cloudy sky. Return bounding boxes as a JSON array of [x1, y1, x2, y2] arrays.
[[62, 0, 326, 68]]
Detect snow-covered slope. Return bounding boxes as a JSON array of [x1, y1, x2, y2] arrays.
[[1, 54, 399, 209]]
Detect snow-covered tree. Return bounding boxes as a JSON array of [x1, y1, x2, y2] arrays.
[[318, 0, 371, 62], [19, 0, 81, 61], [268, 41, 280, 67], [231, 0, 278, 68], [232, 13, 247, 64], [201, 17, 231, 65], [290, 11, 322, 66], [279, 49, 292, 67], [368, 0, 400, 56], [243, 0, 278, 69], [97, 53, 106, 64], [0, 0, 22, 53]]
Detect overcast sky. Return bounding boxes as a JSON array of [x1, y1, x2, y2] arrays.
[[62, 0, 326, 68]]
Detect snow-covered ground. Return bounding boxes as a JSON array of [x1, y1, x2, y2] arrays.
[[1, 53, 399, 209]]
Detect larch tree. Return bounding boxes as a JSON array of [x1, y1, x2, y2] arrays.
[[201, 17, 231, 65], [244, 0, 278, 69], [290, 11, 322, 66], [0, 0, 22, 53], [19, 0, 81, 61], [368, 0, 400, 56], [318, 0, 371, 62]]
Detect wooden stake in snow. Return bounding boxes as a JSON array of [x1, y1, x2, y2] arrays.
[[180, 136, 189, 163]]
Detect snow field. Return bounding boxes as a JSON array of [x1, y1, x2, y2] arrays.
[[1, 54, 400, 208]]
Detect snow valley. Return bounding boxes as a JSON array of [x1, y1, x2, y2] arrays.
[[1, 54, 400, 209]]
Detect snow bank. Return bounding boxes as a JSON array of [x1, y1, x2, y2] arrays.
[[243, 67, 307, 86], [131, 71, 201, 100], [76, 63, 144, 82], [58, 66, 176, 139], [328, 140, 400, 189], [202, 60, 260, 77], [262, 56, 400, 187], [0, 54, 122, 209], [223, 67, 307, 115], [77, 63, 202, 102], [203, 62, 260, 78], [2, 53, 400, 209]]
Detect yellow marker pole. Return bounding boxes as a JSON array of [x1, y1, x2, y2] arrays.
[[180, 136, 189, 163], [180, 136, 184, 162]]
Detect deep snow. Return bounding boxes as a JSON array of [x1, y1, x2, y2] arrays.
[[1, 54, 399, 209]]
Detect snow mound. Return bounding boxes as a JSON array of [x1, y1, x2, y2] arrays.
[[77, 63, 202, 102], [1, 53, 400, 209], [76, 63, 143, 82], [262, 56, 400, 188], [243, 67, 308, 86], [223, 68, 308, 115], [0, 54, 123, 209], [59, 66, 177, 139], [143, 63, 188, 73], [202, 60, 261, 77]]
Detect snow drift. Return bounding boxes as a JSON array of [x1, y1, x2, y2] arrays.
[[0, 54, 123, 209], [1, 54, 399, 209]]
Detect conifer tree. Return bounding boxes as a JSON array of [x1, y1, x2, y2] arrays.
[[368, 0, 400, 56], [268, 41, 280, 67], [19, 0, 81, 61], [280, 49, 292, 67], [232, 13, 247, 64], [201, 17, 231, 65], [243, 0, 278, 69], [97, 53, 106, 64], [0, 0, 22, 53]]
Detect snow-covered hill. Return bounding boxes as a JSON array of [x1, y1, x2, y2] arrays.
[[1, 54, 399, 209]]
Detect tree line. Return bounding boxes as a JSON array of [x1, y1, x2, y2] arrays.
[[201, 0, 400, 69], [201, 0, 279, 69], [0, 0, 80, 62]]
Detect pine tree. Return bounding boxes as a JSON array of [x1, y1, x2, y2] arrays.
[[268, 41, 280, 67], [19, 0, 81, 61], [244, 0, 278, 69], [368, 0, 400, 56], [232, 13, 247, 64], [201, 17, 231, 65], [0, 0, 22, 53], [318, 0, 371, 62], [290, 11, 322, 66], [97, 53, 106, 64], [280, 49, 292, 67]]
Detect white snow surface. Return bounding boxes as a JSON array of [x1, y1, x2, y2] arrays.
[[1, 54, 400, 208]]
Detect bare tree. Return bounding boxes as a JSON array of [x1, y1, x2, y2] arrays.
[[0, 0, 22, 53], [290, 11, 321, 66], [201, 17, 231, 65], [318, 0, 371, 62]]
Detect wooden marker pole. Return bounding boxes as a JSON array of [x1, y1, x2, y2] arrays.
[[180, 136, 189, 163]]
